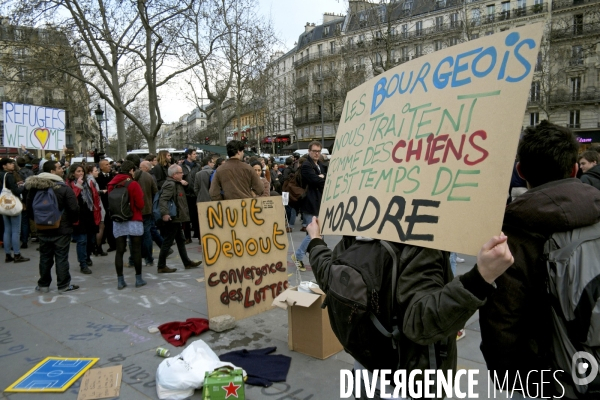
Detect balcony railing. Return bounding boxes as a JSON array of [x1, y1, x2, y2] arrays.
[[566, 123, 581, 129], [388, 21, 463, 44], [553, 0, 600, 10], [293, 115, 309, 125], [294, 75, 309, 87], [479, 3, 547, 26], [312, 70, 337, 82], [550, 22, 600, 40], [550, 90, 600, 104], [295, 95, 310, 106]]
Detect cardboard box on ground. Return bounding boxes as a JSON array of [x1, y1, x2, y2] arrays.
[[272, 286, 343, 360]]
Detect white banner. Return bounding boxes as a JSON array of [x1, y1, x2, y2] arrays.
[[3, 102, 66, 151]]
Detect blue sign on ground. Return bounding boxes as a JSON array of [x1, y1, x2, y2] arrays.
[[5, 357, 99, 392]]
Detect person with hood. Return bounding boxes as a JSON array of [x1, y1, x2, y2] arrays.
[[107, 160, 146, 289], [25, 160, 80, 293], [479, 121, 600, 398], [579, 150, 600, 190]]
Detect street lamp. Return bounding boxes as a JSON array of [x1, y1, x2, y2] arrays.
[[94, 104, 106, 153]]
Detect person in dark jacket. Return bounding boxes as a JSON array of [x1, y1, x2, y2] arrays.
[[480, 121, 600, 398], [107, 160, 146, 289], [156, 164, 202, 273], [26, 161, 80, 293], [96, 159, 116, 251], [306, 220, 514, 399], [17, 157, 33, 248], [66, 163, 96, 274], [0, 158, 29, 263], [579, 150, 600, 190], [182, 148, 201, 244], [292, 141, 326, 271], [152, 150, 171, 189]]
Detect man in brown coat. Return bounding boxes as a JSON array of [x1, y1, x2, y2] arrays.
[[209, 140, 263, 200]]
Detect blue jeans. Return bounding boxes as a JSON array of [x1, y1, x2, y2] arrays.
[[3, 213, 21, 255], [72, 233, 90, 269], [130, 214, 154, 265], [20, 210, 29, 244], [450, 252, 457, 276], [38, 234, 72, 289], [295, 213, 313, 261], [285, 205, 297, 227]]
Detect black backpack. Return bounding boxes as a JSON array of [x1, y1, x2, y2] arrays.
[[323, 239, 439, 372], [108, 179, 133, 222]]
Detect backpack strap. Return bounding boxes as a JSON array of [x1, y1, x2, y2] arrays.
[[547, 230, 600, 261]]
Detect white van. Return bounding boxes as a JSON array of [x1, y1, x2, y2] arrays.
[[71, 156, 114, 164], [293, 148, 331, 160]]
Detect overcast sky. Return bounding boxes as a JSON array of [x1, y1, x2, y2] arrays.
[[157, 0, 347, 125]]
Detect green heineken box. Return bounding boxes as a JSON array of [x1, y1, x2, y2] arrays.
[[202, 366, 245, 400]]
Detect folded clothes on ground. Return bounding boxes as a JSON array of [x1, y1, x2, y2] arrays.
[[158, 318, 209, 346], [219, 347, 291, 387]]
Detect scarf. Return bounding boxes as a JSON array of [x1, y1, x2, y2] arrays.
[[86, 175, 102, 225]]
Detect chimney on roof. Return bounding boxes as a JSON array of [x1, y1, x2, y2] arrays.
[[323, 12, 339, 23], [305, 22, 315, 33]]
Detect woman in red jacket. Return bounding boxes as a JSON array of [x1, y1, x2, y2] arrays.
[[107, 160, 145, 289]]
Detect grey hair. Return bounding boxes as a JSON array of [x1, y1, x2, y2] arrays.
[[140, 161, 152, 171], [167, 164, 181, 177]]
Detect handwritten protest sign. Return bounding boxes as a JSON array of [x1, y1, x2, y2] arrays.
[[320, 24, 544, 255], [198, 197, 289, 320], [3, 102, 66, 151]]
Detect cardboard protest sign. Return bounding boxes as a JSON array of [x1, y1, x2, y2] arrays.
[[198, 197, 290, 320], [77, 365, 122, 400], [3, 102, 66, 150], [320, 24, 544, 255]]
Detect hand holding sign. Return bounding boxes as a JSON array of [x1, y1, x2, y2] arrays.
[[476, 232, 514, 284]]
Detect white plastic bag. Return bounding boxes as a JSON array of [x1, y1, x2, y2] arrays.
[[155, 339, 245, 400]]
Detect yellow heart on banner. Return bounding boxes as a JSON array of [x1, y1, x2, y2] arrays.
[[34, 128, 50, 149]]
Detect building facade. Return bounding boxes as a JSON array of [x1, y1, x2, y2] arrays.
[[0, 19, 100, 158], [264, 0, 599, 152]]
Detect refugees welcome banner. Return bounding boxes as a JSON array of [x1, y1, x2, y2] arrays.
[[320, 24, 544, 255], [3, 102, 66, 151], [198, 198, 289, 320]]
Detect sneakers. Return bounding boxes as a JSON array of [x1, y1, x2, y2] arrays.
[[35, 285, 50, 293], [456, 329, 466, 341], [14, 254, 30, 263], [158, 267, 177, 273], [456, 257, 465, 263], [5, 254, 14, 263], [291, 254, 306, 272], [80, 267, 92, 274], [59, 285, 80, 293], [184, 260, 202, 269]]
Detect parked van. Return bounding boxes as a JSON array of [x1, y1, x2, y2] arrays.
[[70, 156, 114, 164]]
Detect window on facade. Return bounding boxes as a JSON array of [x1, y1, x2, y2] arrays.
[[375, 53, 383, 66], [530, 112, 539, 126], [571, 77, 581, 100], [348, 36, 354, 46], [471, 33, 479, 39], [436, 16, 444, 30], [501, 2, 510, 19], [359, 34, 365, 43], [450, 13, 459, 28], [472, 9, 481, 25], [487, 5, 495, 22], [449, 37, 459, 46], [573, 14, 583, 35], [403, 1, 413, 11], [401, 47, 408, 60], [530, 81, 540, 101], [402, 24, 408, 38], [486, 30, 494, 36], [517, 0, 526, 9], [376, 30, 382, 39], [571, 45, 583, 65], [415, 21, 423, 36], [324, 26, 330, 36], [434, 40, 443, 51], [415, 44, 422, 57], [535, 52, 542, 71], [570, 110, 580, 128], [330, 41, 335, 54], [436, 0, 446, 9]]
